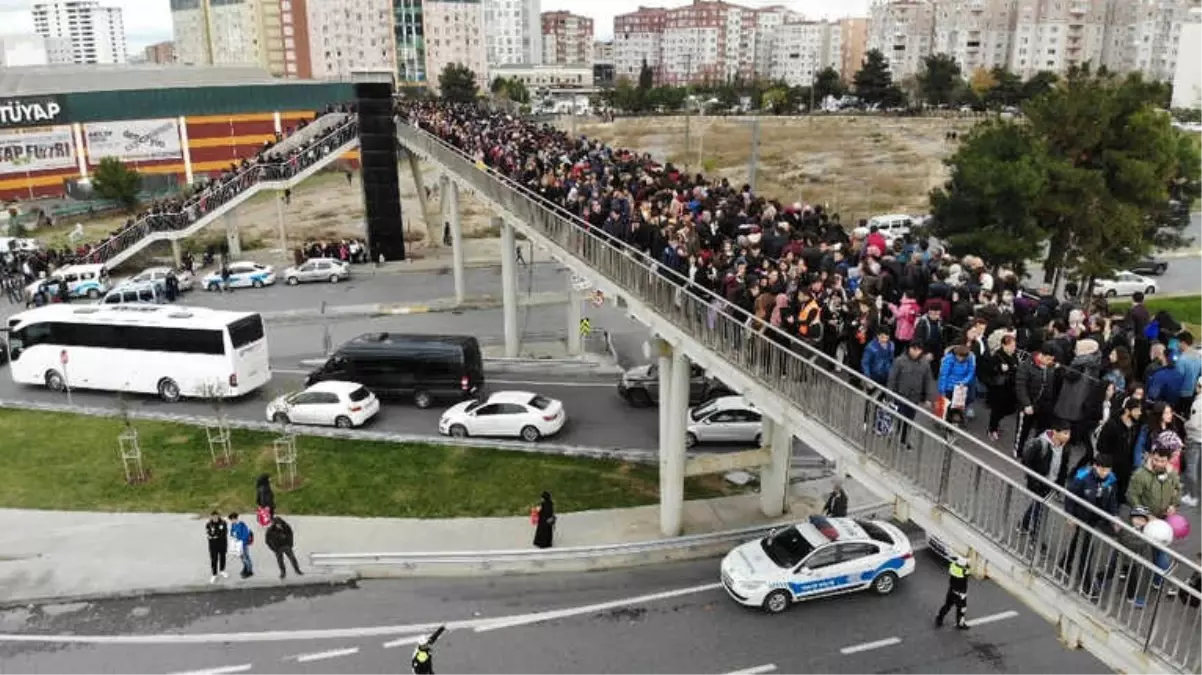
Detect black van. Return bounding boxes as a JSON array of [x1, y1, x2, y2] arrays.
[[305, 333, 484, 408]]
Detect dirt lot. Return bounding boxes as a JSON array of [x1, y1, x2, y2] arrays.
[[566, 115, 978, 222], [28, 160, 500, 268]]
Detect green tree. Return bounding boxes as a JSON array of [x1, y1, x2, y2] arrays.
[[917, 53, 962, 106], [439, 63, 478, 103], [91, 157, 140, 211], [983, 67, 1023, 108], [504, 77, 530, 104], [1023, 65, 1200, 284], [1020, 70, 1058, 102], [812, 67, 844, 104], [853, 49, 906, 107], [638, 58, 654, 91], [762, 86, 790, 114], [928, 121, 1051, 272], [490, 76, 507, 95]]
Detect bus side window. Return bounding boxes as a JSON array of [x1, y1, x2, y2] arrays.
[[104, 294, 121, 304]]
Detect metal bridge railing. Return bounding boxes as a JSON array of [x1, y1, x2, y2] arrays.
[[396, 120, 1201, 673]]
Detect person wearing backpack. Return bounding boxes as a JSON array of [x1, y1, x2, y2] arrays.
[[229, 512, 254, 579]]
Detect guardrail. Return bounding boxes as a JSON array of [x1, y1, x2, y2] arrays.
[[396, 119, 1202, 673], [308, 501, 891, 576]]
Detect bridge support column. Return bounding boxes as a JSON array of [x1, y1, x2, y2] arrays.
[[224, 212, 241, 258], [659, 340, 689, 537], [276, 191, 287, 254], [446, 180, 465, 304], [760, 417, 791, 517], [499, 217, 519, 358], [170, 239, 183, 269], [566, 277, 582, 356]]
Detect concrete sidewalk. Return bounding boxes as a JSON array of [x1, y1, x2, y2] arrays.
[[0, 478, 884, 605]]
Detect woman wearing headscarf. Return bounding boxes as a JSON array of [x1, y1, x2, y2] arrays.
[[533, 491, 556, 549]]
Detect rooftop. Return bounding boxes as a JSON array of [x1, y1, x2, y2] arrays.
[[0, 64, 283, 98]]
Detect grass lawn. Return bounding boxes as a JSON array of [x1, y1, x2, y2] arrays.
[[0, 409, 733, 517], [1110, 294, 1201, 335]]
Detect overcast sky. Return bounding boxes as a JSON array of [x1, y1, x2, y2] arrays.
[[0, 0, 870, 55]]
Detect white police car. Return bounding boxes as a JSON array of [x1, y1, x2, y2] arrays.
[[720, 515, 916, 614], [202, 261, 276, 291]]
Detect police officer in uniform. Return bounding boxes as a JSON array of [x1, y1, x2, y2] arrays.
[[935, 556, 971, 629], [411, 625, 445, 674]]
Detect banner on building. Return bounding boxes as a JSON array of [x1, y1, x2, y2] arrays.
[[84, 118, 183, 165], [0, 126, 76, 175]]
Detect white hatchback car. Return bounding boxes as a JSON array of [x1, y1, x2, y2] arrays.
[[686, 395, 763, 448], [126, 266, 195, 292], [721, 516, 916, 614], [439, 390, 566, 441], [1093, 271, 1158, 298], [266, 381, 380, 428]]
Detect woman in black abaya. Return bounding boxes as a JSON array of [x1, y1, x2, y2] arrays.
[[533, 491, 556, 549]]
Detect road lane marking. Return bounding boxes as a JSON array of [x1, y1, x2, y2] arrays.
[[839, 637, 902, 655], [726, 664, 777, 674], [294, 647, 360, 663], [382, 635, 429, 649], [0, 583, 723, 644], [472, 582, 723, 632], [170, 665, 252, 675], [966, 610, 1019, 627]]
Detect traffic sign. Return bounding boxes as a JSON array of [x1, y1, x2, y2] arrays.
[[579, 317, 592, 337], [590, 290, 605, 308], [60, 349, 68, 365]]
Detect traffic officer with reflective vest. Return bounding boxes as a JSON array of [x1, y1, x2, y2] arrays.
[[411, 625, 445, 674], [935, 556, 971, 629]]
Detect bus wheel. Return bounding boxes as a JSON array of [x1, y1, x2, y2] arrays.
[[157, 378, 181, 402], [45, 370, 65, 391]]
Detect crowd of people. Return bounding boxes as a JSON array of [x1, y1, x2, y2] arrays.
[[397, 100, 1199, 598], [1, 103, 358, 285]]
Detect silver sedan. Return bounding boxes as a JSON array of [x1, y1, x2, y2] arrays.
[[283, 258, 351, 285]]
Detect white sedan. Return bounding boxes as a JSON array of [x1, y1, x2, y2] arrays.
[[284, 258, 351, 285], [125, 266, 195, 292], [202, 262, 276, 291], [686, 395, 763, 448], [720, 515, 916, 614], [1093, 271, 1158, 297], [439, 390, 566, 442], [266, 381, 380, 428]]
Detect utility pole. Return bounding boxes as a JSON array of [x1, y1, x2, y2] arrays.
[[748, 116, 761, 193], [683, 52, 693, 170]]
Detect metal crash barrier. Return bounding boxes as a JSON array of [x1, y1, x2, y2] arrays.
[[394, 120, 1201, 673]]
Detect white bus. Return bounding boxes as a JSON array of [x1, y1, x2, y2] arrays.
[[5, 304, 271, 401]]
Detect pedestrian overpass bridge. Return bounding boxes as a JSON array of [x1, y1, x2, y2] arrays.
[[85, 111, 1199, 674]]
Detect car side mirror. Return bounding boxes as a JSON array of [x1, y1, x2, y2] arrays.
[[703, 418, 712, 424], [793, 565, 810, 575]]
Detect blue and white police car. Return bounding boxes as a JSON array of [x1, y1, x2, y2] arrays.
[[202, 261, 276, 291], [720, 515, 916, 614]]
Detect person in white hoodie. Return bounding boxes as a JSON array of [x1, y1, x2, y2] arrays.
[[1184, 382, 1201, 506]]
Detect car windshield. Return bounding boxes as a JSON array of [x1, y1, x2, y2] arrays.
[[348, 386, 371, 402], [760, 526, 814, 568], [463, 399, 484, 413], [529, 395, 553, 410], [691, 400, 720, 422]]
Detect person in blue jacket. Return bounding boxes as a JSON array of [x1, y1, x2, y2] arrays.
[[1060, 454, 1120, 598], [229, 512, 254, 579], [861, 328, 896, 386], [938, 342, 977, 424], [1147, 350, 1184, 407]]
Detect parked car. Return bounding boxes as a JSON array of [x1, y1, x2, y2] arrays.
[[1092, 271, 1158, 298], [284, 257, 351, 285], [266, 380, 380, 428], [1128, 257, 1169, 276], [685, 395, 763, 448], [439, 390, 566, 441], [201, 262, 276, 291], [617, 362, 733, 407], [102, 282, 164, 305], [24, 263, 110, 300], [125, 266, 195, 292]]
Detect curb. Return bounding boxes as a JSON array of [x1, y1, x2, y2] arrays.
[[0, 572, 360, 609], [260, 292, 570, 323]]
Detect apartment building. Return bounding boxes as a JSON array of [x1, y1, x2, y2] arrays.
[[305, 0, 395, 79], [768, 21, 842, 87], [393, 0, 426, 83], [172, 0, 262, 69], [752, 6, 804, 79], [840, 17, 870, 80], [32, 0, 127, 64], [1103, 0, 1198, 82], [425, 0, 488, 87], [143, 40, 176, 64], [1172, 7, 1201, 107], [614, 6, 667, 82], [1008, 0, 1108, 78], [593, 39, 614, 63], [484, 0, 541, 66], [867, 0, 937, 79], [541, 11, 593, 65], [934, 0, 1016, 75]]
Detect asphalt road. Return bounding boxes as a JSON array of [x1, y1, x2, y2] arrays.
[[0, 555, 1108, 674]]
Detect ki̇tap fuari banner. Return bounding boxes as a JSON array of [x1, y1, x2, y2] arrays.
[[0, 126, 76, 176], [84, 118, 183, 165]]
